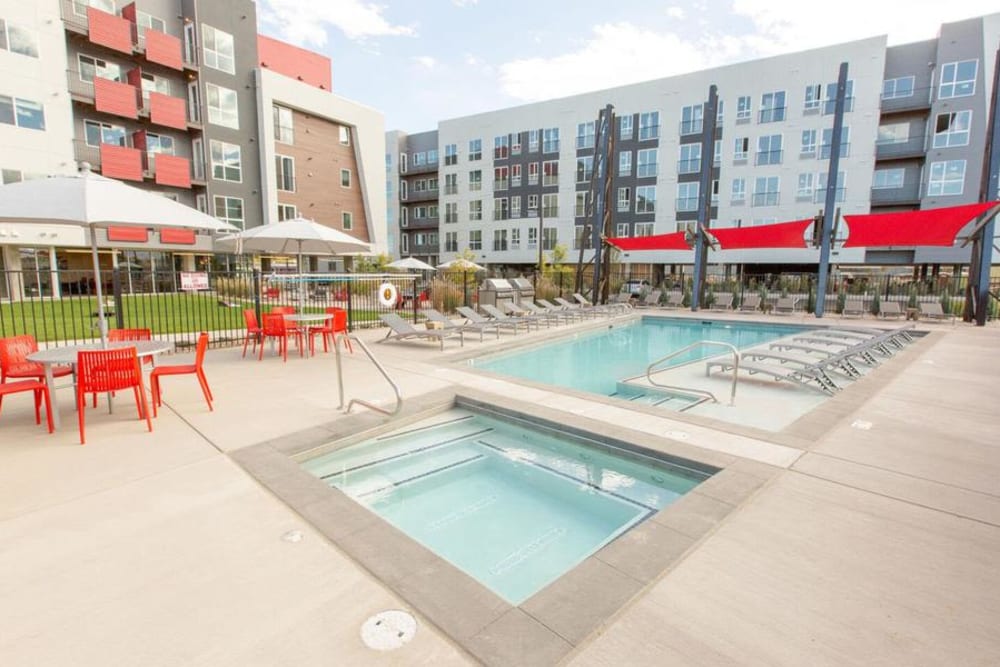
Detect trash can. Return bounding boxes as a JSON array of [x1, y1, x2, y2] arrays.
[[478, 278, 516, 313], [510, 277, 535, 307]]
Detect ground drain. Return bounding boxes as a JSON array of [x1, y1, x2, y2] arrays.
[[361, 610, 417, 651]]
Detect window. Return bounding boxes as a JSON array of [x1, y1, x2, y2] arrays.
[[341, 168, 352, 188], [399, 180, 408, 200], [731, 178, 746, 203], [759, 91, 786, 123], [400, 206, 408, 226], [444, 143, 457, 165], [469, 229, 482, 250], [84, 119, 126, 146], [636, 149, 657, 178], [527, 194, 539, 215], [816, 171, 846, 203], [714, 139, 722, 165], [511, 133, 522, 155], [511, 164, 522, 187], [469, 200, 482, 221], [733, 137, 749, 161], [527, 226, 538, 249], [576, 156, 593, 183], [145, 132, 174, 165], [428, 149, 438, 165], [444, 231, 458, 252], [542, 160, 558, 186], [202, 24, 235, 74], [213, 196, 244, 228], [0, 96, 44, 130], [736, 95, 751, 121], [412, 151, 425, 166], [820, 127, 850, 159], [528, 129, 539, 152], [873, 168, 904, 189], [574, 225, 592, 250], [338, 126, 350, 145], [444, 173, 458, 195], [78, 54, 122, 82], [755, 134, 782, 165], [542, 193, 558, 218], [877, 122, 909, 144], [342, 212, 353, 230], [678, 144, 701, 174], [510, 228, 521, 249], [635, 185, 656, 213], [576, 121, 595, 149], [275, 155, 295, 192], [617, 187, 631, 212], [277, 203, 297, 221], [711, 179, 719, 203], [927, 160, 966, 196], [638, 111, 659, 140], [823, 80, 854, 114], [615, 223, 629, 238], [619, 115, 633, 140], [752, 176, 779, 207], [469, 170, 482, 191], [445, 202, 458, 223], [73, 0, 114, 16], [493, 135, 509, 159], [398, 153, 407, 173], [882, 76, 914, 99], [804, 84, 821, 111], [206, 83, 238, 128], [619, 151, 632, 176], [542, 227, 557, 251], [634, 222, 654, 237], [939, 60, 977, 99], [493, 198, 509, 221], [795, 130, 816, 157], [136, 11, 166, 38], [492, 229, 508, 251], [400, 234, 409, 253], [509, 196, 520, 218], [0, 19, 38, 58], [468, 138, 482, 161], [140, 72, 171, 101], [933, 110, 971, 148], [494, 166, 509, 190], [543, 127, 559, 153], [575, 192, 588, 217], [676, 182, 699, 212], [680, 104, 703, 135], [797, 173, 814, 198], [528, 162, 539, 185]]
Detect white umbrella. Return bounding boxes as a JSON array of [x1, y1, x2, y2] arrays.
[[216, 217, 371, 302], [437, 258, 486, 271], [0, 163, 239, 346], [388, 257, 437, 272]]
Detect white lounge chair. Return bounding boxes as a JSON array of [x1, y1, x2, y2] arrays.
[[774, 297, 798, 314], [710, 292, 733, 311], [919, 301, 951, 322], [480, 304, 539, 331], [422, 307, 500, 341], [378, 313, 463, 350], [879, 301, 904, 319], [738, 294, 761, 312], [841, 297, 865, 318], [457, 306, 523, 334]]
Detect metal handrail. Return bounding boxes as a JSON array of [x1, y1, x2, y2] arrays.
[[334, 334, 403, 416], [646, 340, 740, 406]]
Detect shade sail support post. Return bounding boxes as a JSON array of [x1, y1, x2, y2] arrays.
[[967, 47, 1000, 326], [815, 62, 849, 319], [691, 85, 719, 311]]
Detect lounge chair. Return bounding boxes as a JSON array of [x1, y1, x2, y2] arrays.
[[919, 301, 950, 322], [879, 301, 904, 319], [709, 292, 733, 311], [706, 350, 844, 395], [378, 313, 463, 350], [503, 301, 556, 327], [554, 297, 600, 318], [662, 291, 684, 309], [457, 306, 523, 334], [841, 297, 865, 318], [738, 294, 761, 312], [609, 293, 635, 310], [574, 293, 626, 314], [635, 289, 663, 309], [774, 297, 798, 314], [422, 307, 501, 342], [537, 299, 585, 321], [480, 304, 538, 332]]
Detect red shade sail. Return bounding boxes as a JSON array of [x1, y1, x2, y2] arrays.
[[842, 202, 999, 248], [606, 231, 690, 251], [711, 219, 814, 250]]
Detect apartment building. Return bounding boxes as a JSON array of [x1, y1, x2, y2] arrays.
[[388, 130, 440, 264], [388, 13, 999, 273]]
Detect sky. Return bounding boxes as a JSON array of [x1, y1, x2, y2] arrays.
[[256, 0, 999, 133]]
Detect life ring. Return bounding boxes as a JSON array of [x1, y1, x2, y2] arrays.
[[377, 282, 398, 308]]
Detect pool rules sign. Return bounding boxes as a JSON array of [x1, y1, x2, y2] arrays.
[[180, 272, 209, 291]]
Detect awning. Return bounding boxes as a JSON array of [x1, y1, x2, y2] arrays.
[[606, 231, 690, 251], [842, 201, 999, 248], [711, 219, 814, 250]]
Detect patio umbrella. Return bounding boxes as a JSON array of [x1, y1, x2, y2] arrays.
[[216, 217, 371, 302], [437, 258, 485, 271], [0, 163, 239, 346], [388, 257, 437, 272]]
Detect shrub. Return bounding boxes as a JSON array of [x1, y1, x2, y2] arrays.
[[430, 278, 463, 313], [215, 276, 252, 299]]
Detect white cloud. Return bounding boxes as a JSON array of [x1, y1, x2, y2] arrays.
[[452, 0, 479, 6], [413, 55, 438, 69], [258, 0, 414, 47], [665, 6, 686, 19]]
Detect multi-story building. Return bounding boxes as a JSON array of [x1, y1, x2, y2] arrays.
[[387, 129, 440, 264], [0, 0, 384, 298], [389, 13, 999, 274]]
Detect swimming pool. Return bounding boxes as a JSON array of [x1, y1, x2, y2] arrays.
[[473, 317, 803, 401], [302, 407, 710, 604]]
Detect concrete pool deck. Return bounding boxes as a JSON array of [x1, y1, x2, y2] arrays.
[[1, 309, 998, 665]]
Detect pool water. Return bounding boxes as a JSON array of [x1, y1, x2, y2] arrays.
[[474, 317, 802, 398], [302, 408, 710, 604]]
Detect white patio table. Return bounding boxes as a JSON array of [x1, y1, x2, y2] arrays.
[[282, 313, 333, 357]]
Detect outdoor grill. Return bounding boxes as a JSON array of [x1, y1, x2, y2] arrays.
[[478, 278, 516, 312], [509, 277, 535, 306]]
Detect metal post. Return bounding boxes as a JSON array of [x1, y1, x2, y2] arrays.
[[691, 85, 719, 310], [815, 62, 849, 318], [967, 47, 1000, 325], [252, 268, 262, 325], [589, 105, 614, 302], [112, 267, 124, 329]]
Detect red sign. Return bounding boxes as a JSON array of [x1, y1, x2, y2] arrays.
[[107, 226, 149, 242], [161, 229, 196, 245]]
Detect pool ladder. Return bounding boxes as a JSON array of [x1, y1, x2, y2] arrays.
[[644, 340, 740, 408], [334, 334, 403, 416]]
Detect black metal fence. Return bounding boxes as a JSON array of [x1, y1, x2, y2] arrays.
[[1, 269, 419, 347]]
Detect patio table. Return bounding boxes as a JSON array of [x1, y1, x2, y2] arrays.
[[283, 313, 334, 357], [27, 340, 173, 429]]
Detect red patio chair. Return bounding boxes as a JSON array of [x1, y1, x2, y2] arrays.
[[270, 306, 304, 355], [0, 379, 53, 433], [76, 346, 152, 445], [242, 309, 262, 358], [0, 335, 72, 412], [150, 332, 213, 417], [108, 327, 153, 365], [308, 307, 353, 354], [260, 313, 294, 362]]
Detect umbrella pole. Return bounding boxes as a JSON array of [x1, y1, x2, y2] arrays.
[[89, 226, 109, 348], [298, 241, 307, 305]]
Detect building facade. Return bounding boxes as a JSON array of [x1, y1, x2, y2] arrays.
[[388, 14, 1000, 273]]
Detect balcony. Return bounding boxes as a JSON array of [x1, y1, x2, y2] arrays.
[[141, 28, 183, 71], [679, 120, 703, 136], [677, 159, 701, 175], [93, 77, 140, 119], [99, 143, 143, 181], [406, 189, 439, 203], [401, 161, 438, 175], [147, 92, 187, 130], [751, 192, 780, 207], [148, 153, 192, 188], [755, 150, 783, 166], [493, 180, 509, 191], [879, 87, 933, 114], [870, 182, 921, 206], [638, 126, 659, 141], [758, 107, 787, 124], [84, 6, 134, 54], [405, 216, 439, 230], [875, 137, 926, 160]]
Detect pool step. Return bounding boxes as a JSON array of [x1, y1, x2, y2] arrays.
[[610, 382, 701, 411]]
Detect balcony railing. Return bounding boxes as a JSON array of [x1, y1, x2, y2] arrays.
[[493, 179, 509, 191], [870, 182, 921, 205], [401, 161, 438, 175], [677, 159, 701, 174], [875, 137, 926, 160], [679, 120, 703, 136], [675, 198, 699, 212], [638, 125, 659, 141], [754, 150, 783, 166], [406, 189, 439, 202], [879, 86, 933, 113], [636, 164, 658, 178], [758, 107, 787, 123], [751, 192, 780, 207]]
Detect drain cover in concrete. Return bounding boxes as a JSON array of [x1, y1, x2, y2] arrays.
[[360, 610, 417, 651]]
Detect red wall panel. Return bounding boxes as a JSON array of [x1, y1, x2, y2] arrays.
[[257, 35, 332, 90], [107, 226, 149, 242], [148, 92, 187, 129], [153, 154, 191, 188], [94, 77, 138, 119], [100, 144, 143, 181], [160, 229, 196, 245], [144, 29, 183, 70], [87, 7, 134, 54]]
